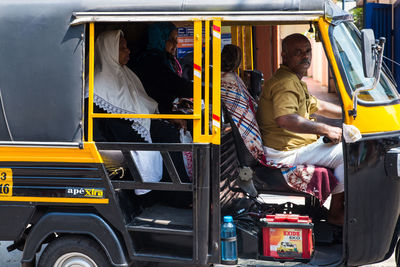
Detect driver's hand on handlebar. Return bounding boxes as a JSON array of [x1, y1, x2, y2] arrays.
[[325, 126, 342, 144]]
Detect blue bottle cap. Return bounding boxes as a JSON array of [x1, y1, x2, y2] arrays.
[[223, 216, 233, 223]]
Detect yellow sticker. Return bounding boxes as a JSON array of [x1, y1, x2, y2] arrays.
[[84, 188, 103, 198], [0, 168, 12, 197], [269, 228, 303, 258]]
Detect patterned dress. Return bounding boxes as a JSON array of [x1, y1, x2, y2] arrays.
[[221, 72, 266, 165]]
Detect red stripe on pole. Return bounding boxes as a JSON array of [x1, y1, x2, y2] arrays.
[[213, 25, 221, 32], [212, 114, 220, 122], [193, 63, 201, 71]]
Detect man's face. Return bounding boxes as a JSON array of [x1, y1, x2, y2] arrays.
[[119, 36, 130, 66], [282, 39, 312, 77]]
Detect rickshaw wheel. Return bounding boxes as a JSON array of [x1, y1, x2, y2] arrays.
[[37, 235, 110, 267]]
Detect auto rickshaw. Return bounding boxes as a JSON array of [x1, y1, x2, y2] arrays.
[[0, 0, 399, 266]]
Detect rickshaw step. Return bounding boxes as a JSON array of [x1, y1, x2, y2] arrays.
[[127, 224, 193, 236], [132, 253, 193, 263], [128, 204, 193, 236], [111, 180, 192, 191]]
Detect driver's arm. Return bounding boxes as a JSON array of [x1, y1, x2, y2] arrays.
[[315, 99, 342, 119], [276, 114, 342, 144]]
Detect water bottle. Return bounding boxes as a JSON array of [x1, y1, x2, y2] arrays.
[[221, 215, 238, 264]]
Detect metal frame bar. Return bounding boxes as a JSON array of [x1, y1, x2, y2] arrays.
[[72, 15, 322, 25], [127, 225, 193, 236], [121, 151, 144, 183], [91, 113, 200, 119], [73, 11, 324, 16], [192, 146, 199, 262], [192, 145, 211, 264], [0, 142, 81, 147], [71, 11, 324, 25], [111, 181, 192, 191], [97, 142, 197, 191], [160, 151, 182, 184], [209, 144, 221, 263], [193, 20, 202, 143], [204, 20, 210, 136], [241, 26, 246, 71], [131, 254, 193, 264], [233, 26, 240, 74], [96, 142, 194, 151], [250, 26, 254, 70], [88, 22, 95, 142], [211, 20, 221, 145]]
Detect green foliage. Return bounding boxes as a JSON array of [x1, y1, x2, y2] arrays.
[[351, 7, 364, 30]]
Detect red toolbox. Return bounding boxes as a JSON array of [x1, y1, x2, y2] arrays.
[[260, 214, 314, 261]]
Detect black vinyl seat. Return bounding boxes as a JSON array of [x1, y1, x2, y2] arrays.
[[222, 104, 311, 198], [253, 167, 309, 196]]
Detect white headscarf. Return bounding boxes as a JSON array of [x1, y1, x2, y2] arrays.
[[90, 30, 163, 195], [92, 30, 158, 142]]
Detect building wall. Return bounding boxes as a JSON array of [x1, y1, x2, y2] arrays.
[[310, 38, 329, 87], [254, 26, 278, 81]]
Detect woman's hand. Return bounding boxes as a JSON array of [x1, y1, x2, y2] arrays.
[[169, 119, 187, 132]]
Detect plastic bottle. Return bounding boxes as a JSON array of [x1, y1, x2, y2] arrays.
[[221, 215, 238, 264]]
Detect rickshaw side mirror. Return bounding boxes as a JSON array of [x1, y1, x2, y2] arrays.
[[349, 31, 385, 119], [361, 29, 376, 78]]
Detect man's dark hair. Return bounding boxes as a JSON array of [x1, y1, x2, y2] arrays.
[[221, 44, 242, 72], [282, 33, 310, 53]]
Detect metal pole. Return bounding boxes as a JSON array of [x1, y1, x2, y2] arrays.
[[363, 0, 366, 28], [342, 0, 345, 10], [212, 20, 221, 145], [193, 20, 202, 143], [88, 23, 95, 142]]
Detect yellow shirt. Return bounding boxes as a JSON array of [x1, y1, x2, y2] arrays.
[[256, 65, 319, 151]]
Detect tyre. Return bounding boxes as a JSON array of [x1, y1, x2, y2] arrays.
[[38, 235, 111, 267]]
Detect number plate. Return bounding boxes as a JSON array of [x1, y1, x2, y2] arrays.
[[0, 169, 12, 196]]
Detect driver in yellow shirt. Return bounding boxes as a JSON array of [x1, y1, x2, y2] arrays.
[[256, 33, 344, 226]]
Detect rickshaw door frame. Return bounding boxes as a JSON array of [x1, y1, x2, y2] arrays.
[[86, 21, 222, 145]]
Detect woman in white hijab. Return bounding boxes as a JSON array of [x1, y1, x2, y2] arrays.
[[87, 30, 191, 206], [89, 30, 165, 195], [93, 30, 157, 142]]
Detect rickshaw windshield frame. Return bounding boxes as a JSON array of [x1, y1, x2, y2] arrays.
[[329, 21, 400, 106]]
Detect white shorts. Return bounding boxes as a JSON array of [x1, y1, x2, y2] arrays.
[[264, 137, 344, 194]]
